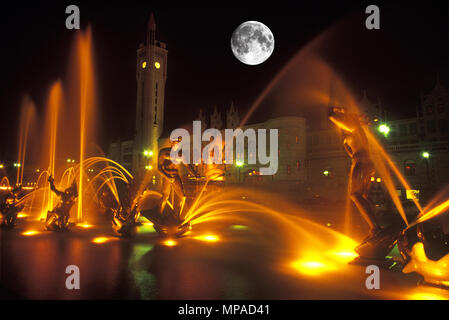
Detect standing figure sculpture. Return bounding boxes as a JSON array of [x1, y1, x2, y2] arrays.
[[328, 106, 397, 259], [45, 175, 78, 231], [0, 185, 23, 228]]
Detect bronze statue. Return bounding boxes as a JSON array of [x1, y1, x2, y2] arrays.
[[329, 106, 396, 259], [0, 185, 23, 228], [158, 138, 199, 219], [111, 182, 141, 236], [45, 175, 78, 231]]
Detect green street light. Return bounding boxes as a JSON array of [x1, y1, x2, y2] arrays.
[[378, 124, 390, 137], [235, 160, 244, 167], [422, 151, 430, 159]]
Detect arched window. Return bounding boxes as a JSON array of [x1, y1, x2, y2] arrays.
[[404, 160, 416, 176]]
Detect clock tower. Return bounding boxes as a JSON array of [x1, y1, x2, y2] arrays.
[[133, 13, 168, 175]]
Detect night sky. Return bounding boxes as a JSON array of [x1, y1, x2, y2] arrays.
[[0, 1, 448, 159]]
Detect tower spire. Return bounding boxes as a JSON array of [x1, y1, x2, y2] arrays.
[[148, 13, 156, 45], [149, 12, 156, 30]]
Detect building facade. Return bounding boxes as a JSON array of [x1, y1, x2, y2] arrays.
[[305, 80, 449, 205]]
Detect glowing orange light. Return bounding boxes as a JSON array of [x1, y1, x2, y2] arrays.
[[409, 292, 447, 300], [22, 230, 39, 236], [291, 259, 336, 276], [77, 223, 93, 228], [194, 234, 219, 242], [92, 236, 113, 244], [142, 221, 154, 226], [17, 213, 28, 218], [370, 177, 375, 182], [327, 250, 358, 263], [163, 239, 177, 247], [154, 61, 160, 69], [376, 177, 382, 183], [142, 61, 147, 69]]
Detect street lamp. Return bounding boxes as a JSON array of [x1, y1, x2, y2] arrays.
[[378, 124, 390, 137], [323, 170, 329, 177], [422, 151, 431, 184]]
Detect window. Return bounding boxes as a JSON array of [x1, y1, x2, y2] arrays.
[[296, 160, 300, 170], [295, 136, 299, 144], [427, 105, 434, 115], [404, 160, 416, 176], [287, 165, 291, 175]]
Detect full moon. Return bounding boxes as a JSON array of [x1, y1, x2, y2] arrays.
[[231, 21, 274, 65]]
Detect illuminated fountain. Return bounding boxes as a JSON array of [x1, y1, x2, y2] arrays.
[[4, 18, 449, 299], [16, 96, 37, 186], [7, 27, 98, 227]]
